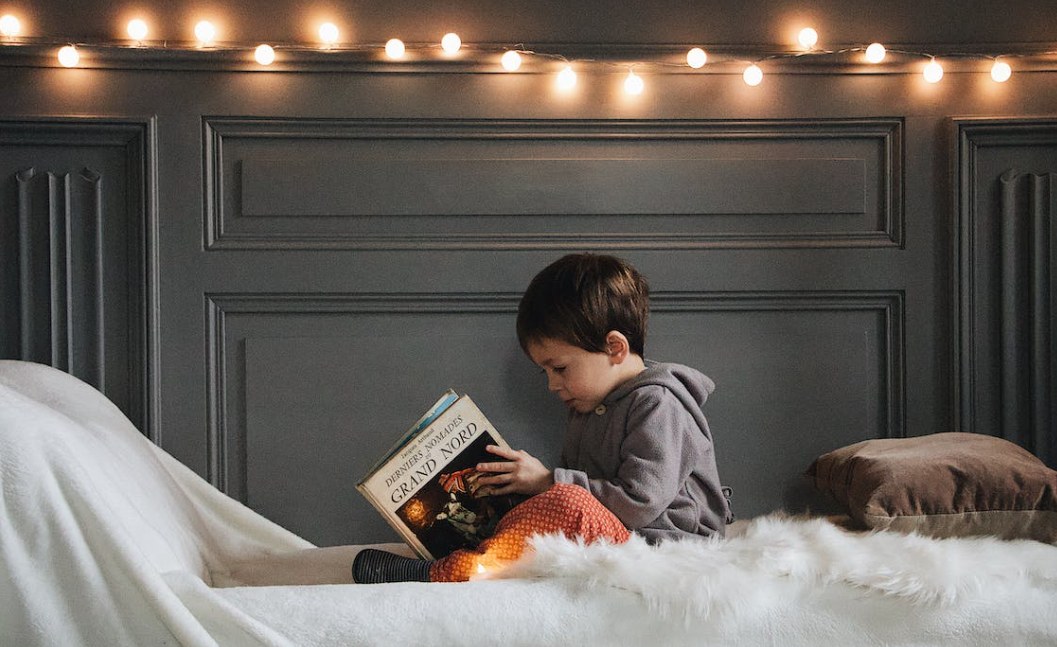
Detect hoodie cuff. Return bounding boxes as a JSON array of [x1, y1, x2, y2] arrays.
[[552, 467, 591, 490]]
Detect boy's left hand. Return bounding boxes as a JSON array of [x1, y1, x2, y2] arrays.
[[475, 445, 553, 496]]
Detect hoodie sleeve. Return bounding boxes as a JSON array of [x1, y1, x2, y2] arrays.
[[553, 387, 702, 530]]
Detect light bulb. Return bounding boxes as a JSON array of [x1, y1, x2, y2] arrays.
[[194, 20, 216, 45], [441, 32, 461, 54], [743, 63, 763, 86], [991, 59, 1012, 83], [385, 38, 405, 59], [254, 44, 275, 65], [501, 50, 521, 71], [624, 70, 644, 95], [556, 65, 577, 90], [686, 47, 707, 69], [923, 58, 943, 83], [57, 45, 79, 68], [798, 27, 818, 50], [1, 14, 22, 37], [864, 42, 886, 64], [318, 22, 339, 46], [127, 18, 148, 41]]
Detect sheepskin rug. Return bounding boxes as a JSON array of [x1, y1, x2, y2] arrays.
[[489, 513, 1057, 621]]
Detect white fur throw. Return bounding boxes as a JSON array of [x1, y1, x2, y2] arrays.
[[490, 513, 1057, 620], [206, 513, 1057, 647]]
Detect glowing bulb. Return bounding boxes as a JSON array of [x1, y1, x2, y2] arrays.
[[798, 27, 818, 50], [743, 63, 763, 86], [254, 44, 275, 65], [624, 70, 644, 95], [864, 42, 886, 64], [476, 563, 486, 574], [194, 20, 216, 45], [441, 32, 461, 54], [318, 22, 339, 45], [556, 65, 577, 90], [991, 59, 1012, 83], [686, 47, 707, 69], [1, 14, 22, 37], [126, 18, 148, 41], [923, 58, 943, 83], [385, 38, 405, 59], [57, 45, 79, 68], [501, 50, 521, 71]]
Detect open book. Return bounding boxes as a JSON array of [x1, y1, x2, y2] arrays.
[[357, 390, 520, 559]]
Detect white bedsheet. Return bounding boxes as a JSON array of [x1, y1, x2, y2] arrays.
[[2, 360, 1056, 646]]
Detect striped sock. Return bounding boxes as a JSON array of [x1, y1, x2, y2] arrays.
[[352, 549, 433, 583]]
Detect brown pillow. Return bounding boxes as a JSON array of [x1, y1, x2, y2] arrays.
[[806, 432, 1057, 543]]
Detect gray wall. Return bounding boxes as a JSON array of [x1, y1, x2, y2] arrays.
[[2, 0, 1055, 546]]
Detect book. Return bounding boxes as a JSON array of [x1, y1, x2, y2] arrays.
[[357, 389, 521, 559]]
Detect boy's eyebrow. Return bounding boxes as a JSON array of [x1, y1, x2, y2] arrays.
[[532, 356, 557, 368], [537, 356, 571, 369]]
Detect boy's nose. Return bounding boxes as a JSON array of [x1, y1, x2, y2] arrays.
[[547, 374, 561, 392]]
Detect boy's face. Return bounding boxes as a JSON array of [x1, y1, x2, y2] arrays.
[[526, 337, 624, 414]]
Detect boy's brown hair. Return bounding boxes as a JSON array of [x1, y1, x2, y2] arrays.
[[516, 253, 649, 356]]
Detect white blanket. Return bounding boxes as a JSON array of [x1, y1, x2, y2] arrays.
[[3, 360, 1057, 646]]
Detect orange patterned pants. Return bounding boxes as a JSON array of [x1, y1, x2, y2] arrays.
[[429, 482, 631, 582]]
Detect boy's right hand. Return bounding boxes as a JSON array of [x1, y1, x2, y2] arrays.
[[475, 445, 553, 497]]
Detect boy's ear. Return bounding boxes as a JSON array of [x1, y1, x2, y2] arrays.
[[604, 331, 630, 363]]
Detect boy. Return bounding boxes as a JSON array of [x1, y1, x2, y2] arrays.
[[354, 253, 732, 583]]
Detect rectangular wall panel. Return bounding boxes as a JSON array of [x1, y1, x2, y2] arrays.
[[209, 291, 903, 546], [206, 118, 903, 250]]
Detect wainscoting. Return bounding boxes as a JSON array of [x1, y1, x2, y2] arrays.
[[2, 65, 1055, 545], [0, 119, 156, 433], [954, 118, 1057, 467]]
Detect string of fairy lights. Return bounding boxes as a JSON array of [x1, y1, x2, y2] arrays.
[[1, 12, 1052, 93]]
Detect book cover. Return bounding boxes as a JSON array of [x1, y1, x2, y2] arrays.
[[357, 391, 520, 559]]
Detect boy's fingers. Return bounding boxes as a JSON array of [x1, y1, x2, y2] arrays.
[[477, 459, 515, 473], [475, 470, 514, 485], [484, 445, 519, 460], [488, 483, 514, 496]]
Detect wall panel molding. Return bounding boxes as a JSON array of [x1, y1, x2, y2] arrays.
[[0, 117, 159, 439], [206, 289, 905, 497], [999, 171, 1055, 463], [204, 117, 904, 251], [15, 167, 105, 384], [953, 116, 1057, 465]]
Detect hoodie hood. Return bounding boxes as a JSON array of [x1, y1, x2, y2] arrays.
[[604, 360, 715, 415]]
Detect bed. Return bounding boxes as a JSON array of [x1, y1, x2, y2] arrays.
[[3, 359, 1057, 646]]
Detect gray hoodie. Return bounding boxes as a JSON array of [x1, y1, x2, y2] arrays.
[[552, 361, 732, 542]]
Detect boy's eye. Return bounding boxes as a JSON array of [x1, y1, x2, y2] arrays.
[[553, 366, 566, 373]]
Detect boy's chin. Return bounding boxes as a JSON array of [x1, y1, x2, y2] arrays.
[[567, 400, 599, 414]]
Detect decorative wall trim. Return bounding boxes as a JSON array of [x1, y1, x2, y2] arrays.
[[15, 167, 105, 384], [203, 117, 903, 251], [0, 117, 160, 441], [998, 170, 1055, 462], [205, 290, 905, 496], [952, 117, 1057, 440]]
